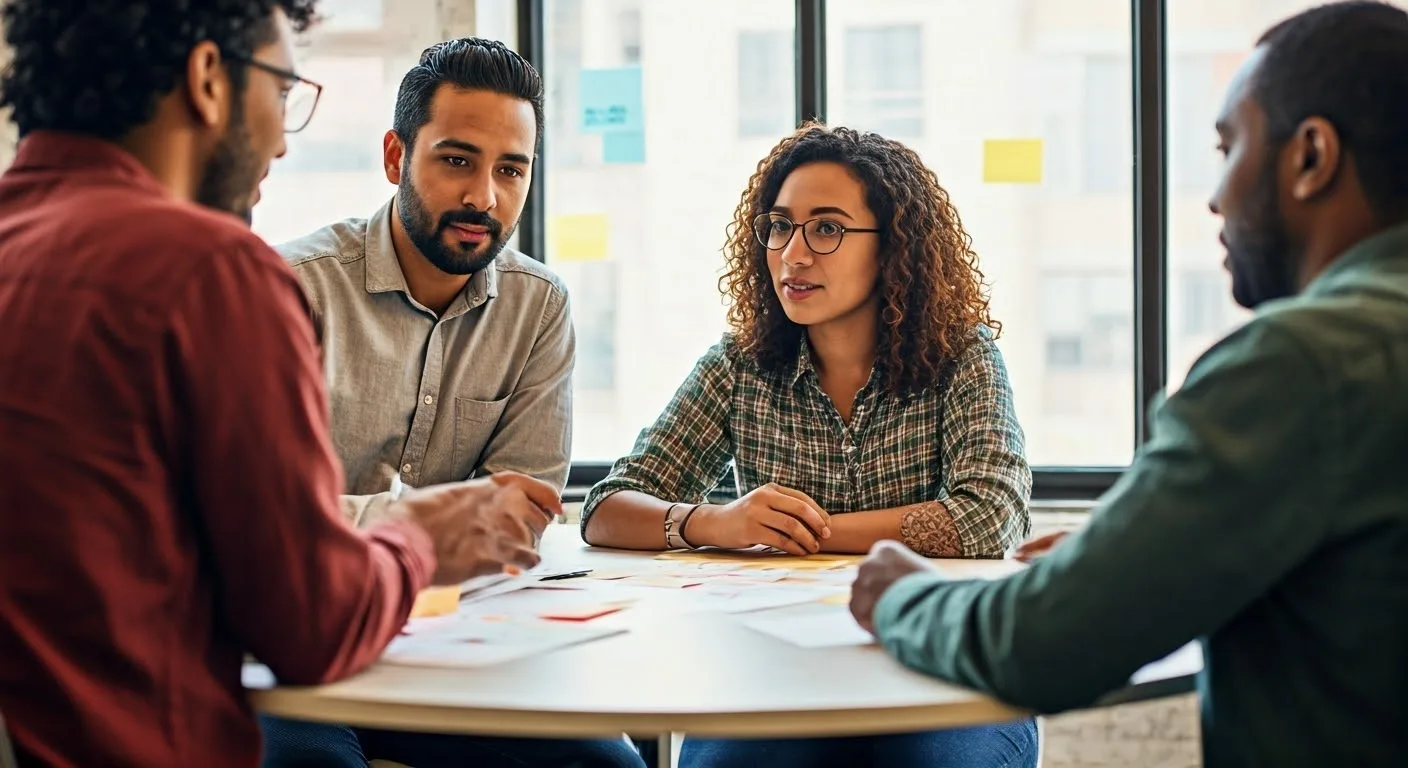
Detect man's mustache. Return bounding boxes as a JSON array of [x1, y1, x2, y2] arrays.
[[437, 209, 502, 239]]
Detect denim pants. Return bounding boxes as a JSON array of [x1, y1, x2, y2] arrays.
[[258, 715, 648, 768], [679, 718, 1038, 768]]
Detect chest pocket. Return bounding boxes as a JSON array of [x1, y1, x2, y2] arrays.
[[452, 395, 510, 478]]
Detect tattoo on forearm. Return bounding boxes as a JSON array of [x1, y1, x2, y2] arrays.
[[899, 502, 963, 557]]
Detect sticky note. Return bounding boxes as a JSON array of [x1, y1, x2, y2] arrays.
[[409, 585, 461, 618], [551, 214, 609, 262], [982, 138, 1044, 184], [819, 590, 851, 606], [603, 130, 645, 164], [579, 66, 644, 133], [540, 604, 626, 622]]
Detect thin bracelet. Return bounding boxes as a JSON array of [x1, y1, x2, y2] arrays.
[[677, 504, 703, 548], [663, 502, 682, 548]]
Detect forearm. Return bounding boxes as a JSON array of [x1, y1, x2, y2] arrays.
[[823, 502, 963, 557], [582, 490, 676, 550]]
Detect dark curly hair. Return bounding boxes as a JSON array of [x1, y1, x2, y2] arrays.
[[0, 0, 321, 140], [720, 122, 999, 398]]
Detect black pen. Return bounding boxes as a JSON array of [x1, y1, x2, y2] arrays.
[[539, 569, 592, 581]]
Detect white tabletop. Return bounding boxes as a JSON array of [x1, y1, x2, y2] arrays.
[[244, 524, 1199, 740]]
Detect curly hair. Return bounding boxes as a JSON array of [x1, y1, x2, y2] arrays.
[[0, 0, 321, 140], [720, 122, 999, 398]]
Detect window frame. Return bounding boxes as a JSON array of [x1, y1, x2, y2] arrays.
[[515, 0, 1169, 502]]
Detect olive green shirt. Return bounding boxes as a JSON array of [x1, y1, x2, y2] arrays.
[[875, 224, 1408, 767]]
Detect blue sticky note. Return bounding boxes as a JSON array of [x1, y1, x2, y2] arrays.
[[579, 66, 643, 133], [603, 130, 645, 164]]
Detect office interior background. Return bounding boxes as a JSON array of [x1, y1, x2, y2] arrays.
[[244, 0, 1333, 502]]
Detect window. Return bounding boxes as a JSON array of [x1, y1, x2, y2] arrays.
[[1081, 55, 1131, 194], [838, 25, 923, 137], [737, 31, 794, 138], [825, 0, 1133, 466], [252, 0, 517, 246], [543, 0, 797, 461]]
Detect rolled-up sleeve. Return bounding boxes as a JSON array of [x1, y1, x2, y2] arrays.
[[921, 331, 1031, 557], [580, 341, 736, 534]]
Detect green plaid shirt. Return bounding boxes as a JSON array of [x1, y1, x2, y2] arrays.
[[582, 329, 1032, 556]]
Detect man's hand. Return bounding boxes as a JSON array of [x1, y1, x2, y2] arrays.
[[685, 483, 831, 555], [850, 540, 939, 634], [1011, 530, 1070, 564], [393, 472, 562, 585]]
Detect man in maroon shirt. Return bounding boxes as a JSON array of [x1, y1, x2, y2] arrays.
[[0, 2, 562, 766]]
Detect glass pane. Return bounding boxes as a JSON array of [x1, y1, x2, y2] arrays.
[[253, 0, 517, 246], [826, 0, 1134, 466], [1166, 1, 1326, 391], [544, 0, 796, 461]]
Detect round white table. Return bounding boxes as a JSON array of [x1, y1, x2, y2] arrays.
[[244, 524, 1198, 767]]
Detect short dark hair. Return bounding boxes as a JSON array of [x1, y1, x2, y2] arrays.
[[0, 0, 320, 140], [1254, 1, 1408, 214], [392, 38, 544, 155]]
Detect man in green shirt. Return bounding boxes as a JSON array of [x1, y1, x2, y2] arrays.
[[849, 2, 1408, 766]]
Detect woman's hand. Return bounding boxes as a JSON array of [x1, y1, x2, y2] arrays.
[[685, 483, 832, 554]]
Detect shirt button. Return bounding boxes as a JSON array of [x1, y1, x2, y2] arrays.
[[423, 395, 434, 405], [401, 463, 412, 473]]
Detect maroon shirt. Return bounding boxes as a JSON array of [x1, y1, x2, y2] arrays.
[[0, 132, 437, 767]]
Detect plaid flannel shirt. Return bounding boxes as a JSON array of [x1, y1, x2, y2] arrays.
[[582, 329, 1032, 556]]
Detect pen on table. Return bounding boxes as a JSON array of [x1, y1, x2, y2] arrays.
[[539, 570, 593, 581]]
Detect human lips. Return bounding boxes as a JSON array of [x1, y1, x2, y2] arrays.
[[448, 222, 491, 244], [781, 278, 821, 301]]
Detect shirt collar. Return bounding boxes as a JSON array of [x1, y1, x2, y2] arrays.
[[10, 131, 169, 198], [789, 335, 816, 387], [363, 198, 501, 308], [1302, 220, 1408, 300]]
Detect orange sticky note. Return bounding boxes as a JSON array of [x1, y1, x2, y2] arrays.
[[540, 604, 626, 622], [409, 585, 461, 618]]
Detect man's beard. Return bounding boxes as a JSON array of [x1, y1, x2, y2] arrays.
[[1225, 153, 1299, 309], [396, 171, 514, 276], [196, 104, 261, 225]]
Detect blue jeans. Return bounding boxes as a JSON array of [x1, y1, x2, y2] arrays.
[[258, 715, 647, 768], [679, 718, 1038, 768]]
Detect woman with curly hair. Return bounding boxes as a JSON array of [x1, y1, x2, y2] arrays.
[[581, 123, 1037, 767]]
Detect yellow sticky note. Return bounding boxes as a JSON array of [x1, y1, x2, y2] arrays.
[[409, 585, 461, 618], [551, 214, 609, 262], [982, 139, 1043, 184]]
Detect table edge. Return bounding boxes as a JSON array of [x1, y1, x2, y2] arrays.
[[248, 688, 1032, 739]]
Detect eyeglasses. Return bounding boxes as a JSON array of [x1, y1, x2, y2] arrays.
[[226, 55, 323, 133], [752, 213, 880, 255]]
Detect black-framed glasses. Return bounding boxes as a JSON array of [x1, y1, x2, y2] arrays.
[[752, 212, 880, 255], [226, 55, 323, 133]]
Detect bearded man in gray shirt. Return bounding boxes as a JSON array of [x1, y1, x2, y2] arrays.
[[279, 38, 576, 529]]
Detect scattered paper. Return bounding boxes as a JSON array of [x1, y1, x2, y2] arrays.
[[628, 575, 704, 589], [686, 584, 846, 615], [656, 549, 855, 571], [742, 610, 875, 649], [384, 617, 624, 668]]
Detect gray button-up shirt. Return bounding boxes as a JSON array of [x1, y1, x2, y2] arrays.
[[278, 200, 574, 525]]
